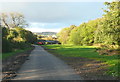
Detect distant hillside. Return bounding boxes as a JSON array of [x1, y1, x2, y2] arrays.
[[34, 32, 57, 36]]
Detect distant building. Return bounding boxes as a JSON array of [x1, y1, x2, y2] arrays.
[[52, 35, 57, 38]]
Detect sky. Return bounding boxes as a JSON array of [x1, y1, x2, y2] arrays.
[[0, 0, 112, 32]]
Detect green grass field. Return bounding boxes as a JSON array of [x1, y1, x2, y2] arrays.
[[1, 47, 33, 60], [43, 44, 119, 77]]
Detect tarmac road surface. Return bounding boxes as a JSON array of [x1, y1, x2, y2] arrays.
[[13, 45, 82, 80]]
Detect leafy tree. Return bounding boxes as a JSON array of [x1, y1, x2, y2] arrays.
[[59, 1, 120, 47], [14, 27, 37, 43], [70, 19, 99, 45], [7, 29, 18, 40], [1, 13, 37, 53], [58, 25, 76, 44], [95, 1, 120, 45], [69, 26, 81, 45]]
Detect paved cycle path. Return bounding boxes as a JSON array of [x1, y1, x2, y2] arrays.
[[14, 45, 82, 80]]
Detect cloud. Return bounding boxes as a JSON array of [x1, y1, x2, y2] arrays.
[[0, 2, 106, 32], [29, 22, 71, 28], [25, 27, 62, 32], [27, 22, 68, 32], [0, 2, 105, 23]]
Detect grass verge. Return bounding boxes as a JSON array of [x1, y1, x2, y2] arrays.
[[1, 47, 33, 60], [43, 44, 119, 78]]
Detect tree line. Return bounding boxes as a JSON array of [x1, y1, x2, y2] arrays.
[[58, 1, 120, 49], [1, 12, 37, 53]]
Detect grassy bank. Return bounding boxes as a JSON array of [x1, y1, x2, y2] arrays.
[[43, 44, 119, 77], [1, 47, 34, 60]]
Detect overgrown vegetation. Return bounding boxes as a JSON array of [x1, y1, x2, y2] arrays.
[[43, 44, 119, 77], [1, 12, 37, 54], [58, 1, 120, 49], [50, 1, 120, 78], [1, 47, 33, 59]]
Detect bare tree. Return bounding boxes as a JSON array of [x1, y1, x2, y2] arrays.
[[0, 13, 10, 28], [0, 12, 28, 28], [10, 12, 28, 28]]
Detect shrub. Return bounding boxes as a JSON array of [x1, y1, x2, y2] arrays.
[[2, 38, 12, 53]]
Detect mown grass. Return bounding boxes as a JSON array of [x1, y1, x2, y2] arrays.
[[43, 44, 119, 77], [1, 47, 33, 60]]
